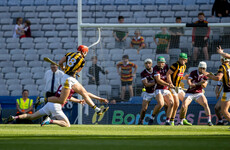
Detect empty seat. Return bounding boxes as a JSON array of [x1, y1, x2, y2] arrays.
[[85, 85, 98, 95], [13, 61, 27, 67], [19, 72, 33, 79], [34, 38, 47, 43], [11, 90, 22, 96], [21, 43, 35, 49], [211, 54, 220, 61], [33, 72, 44, 79], [31, 67, 44, 74], [59, 31, 72, 37], [28, 61, 42, 67], [155, 0, 168, 5], [23, 6, 36, 11], [0, 61, 13, 67], [6, 37, 19, 43], [17, 67, 31, 73], [45, 31, 58, 37], [24, 84, 37, 91], [49, 5, 63, 12], [40, 18, 53, 24], [2, 67, 15, 73], [25, 54, 39, 61], [7, 43, 20, 49], [0, 49, 8, 54], [37, 49, 51, 55], [24, 49, 38, 54], [52, 12, 65, 18], [10, 49, 23, 54], [35, 43, 48, 49], [38, 12, 51, 18], [29, 90, 39, 96], [36, 79, 45, 85], [21, 0, 34, 6], [6, 79, 20, 85], [54, 18, 67, 24], [49, 42, 62, 49], [5, 72, 18, 79], [11, 54, 24, 61], [98, 84, 112, 98]]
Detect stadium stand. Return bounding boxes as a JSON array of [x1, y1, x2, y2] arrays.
[[0, 0, 228, 100]]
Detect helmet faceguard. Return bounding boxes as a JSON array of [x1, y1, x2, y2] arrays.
[[77, 45, 89, 57]]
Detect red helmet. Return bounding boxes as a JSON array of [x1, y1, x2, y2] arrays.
[[77, 45, 88, 53]]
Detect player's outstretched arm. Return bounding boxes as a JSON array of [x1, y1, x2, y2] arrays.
[[142, 78, 155, 87], [87, 92, 108, 104], [166, 69, 173, 84], [217, 45, 230, 59], [69, 97, 85, 104], [155, 75, 174, 88]]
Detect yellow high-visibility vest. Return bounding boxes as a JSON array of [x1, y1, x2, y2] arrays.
[[17, 98, 33, 110]]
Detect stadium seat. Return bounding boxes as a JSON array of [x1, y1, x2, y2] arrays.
[[211, 54, 220, 61], [183, 0, 195, 5], [13, 61, 27, 67], [150, 18, 164, 23], [34, 0, 47, 5], [28, 90, 39, 96], [47, 0, 60, 5], [7, 43, 20, 49], [34, 38, 47, 43], [49, 5, 63, 12], [85, 85, 98, 95], [28, 61, 42, 67], [131, 5, 144, 11], [10, 49, 23, 54], [42, 24, 55, 31], [175, 11, 188, 17], [0, 49, 8, 54], [0, 61, 13, 67], [17, 67, 31, 73], [52, 12, 65, 18], [19, 72, 33, 79], [8, 0, 20, 6], [63, 42, 76, 49], [196, 0, 209, 4], [0, 43, 6, 49], [25, 54, 39, 61], [37, 49, 51, 55], [21, 0, 34, 6], [40, 18, 53, 24], [59, 31, 72, 37], [11, 90, 22, 96], [21, 43, 35, 49], [161, 11, 174, 17], [199, 5, 212, 11], [207, 17, 220, 23], [33, 72, 44, 79], [45, 31, 58, 37], [35, 43, 48, 49], [63, 5, 76, 12], [11, 54, 24, 61], [32, 31, 45, 37], [6, 79, 20, 85], [54, 19, 67, 25], [0, 0, 7, 6], [117, 5, 130, 11], [61, 0, 74, 5], [0, 12, 11, 18], [5, 72, 19, 79], [98, 84, 112, 98], [65, 12, 77, 18], [40, 54, 54, 61], [36, 79, 45, 85], [2, 67, 15, 73], [2, 25, 15, 31], [169, 0, 182, 4], [185, 5, 199, 11], [164, 18, 175, 23], [155, 0, 168, 5], [158, 5, 171, 11], [93, 12, 106, 18]]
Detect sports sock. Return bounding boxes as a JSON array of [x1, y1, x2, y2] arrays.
[[92, 105, 101, 112], [14, 116, 19, 120], [218, 120, 223, 123], [208, 115, 211, 122], [166, 118, 170, 123], [180, 118, 185, 124], [170, 118, 174, 121], [150, 115, 155, 120], [50, 120, 53, 124]]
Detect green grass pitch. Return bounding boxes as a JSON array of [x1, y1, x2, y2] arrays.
[[0, 125, 229, 150]]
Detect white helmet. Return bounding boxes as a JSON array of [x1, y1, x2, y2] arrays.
[[198, 61, 207, 69]]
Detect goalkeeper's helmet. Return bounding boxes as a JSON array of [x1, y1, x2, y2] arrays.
[[77, 45, 89, 57]]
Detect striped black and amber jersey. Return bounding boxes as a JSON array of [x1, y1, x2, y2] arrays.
[[169, 61, 186, 87], [64, 52, 85, 76], [217, 63, 230, 92]]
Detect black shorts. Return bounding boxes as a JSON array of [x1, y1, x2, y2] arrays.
[[194, 36, 208, 48], [121, 81, 132, 86]]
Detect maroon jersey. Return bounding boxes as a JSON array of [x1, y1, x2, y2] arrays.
[[141, 68, 155, 93], [55, 85, 75, 107], [186, 70, 208, 93], [153, 64, 169, 90]]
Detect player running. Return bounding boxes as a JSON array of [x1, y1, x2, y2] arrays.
[[138, 58, 156, 125], [166, 53, 188, 125], [204, 46, 230, 124], [179, 61, 213, 126], [37, 45, 109, 115], [148, 56, 174, 125]]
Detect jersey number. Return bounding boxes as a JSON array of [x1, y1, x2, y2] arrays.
[[67, 56, 76, 67]]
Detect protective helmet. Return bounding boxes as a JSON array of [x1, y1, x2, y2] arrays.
[[220, 56, 230, 62], [77, 45, 89, 57]]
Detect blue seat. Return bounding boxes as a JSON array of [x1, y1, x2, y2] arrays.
[[21, 0, 34, 6], [128, 0, 141, 5], [169, 0, 182, 4], [34, 0, 47, 5], [142, 0, 155, 5], [47, 0, 60, 5], [115, 0, 128, 5], [88, 0, 101, 5], [183, 0, 195, 5], [155, 0, 168, 5], [0, 0, 7, 6], [7, 0, 20, 6], [101, 0, 114, 5], [61, 0, 74, 5]]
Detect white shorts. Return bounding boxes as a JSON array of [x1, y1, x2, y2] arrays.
[[221, 92, 230, 102], [39, 102, 69, 122], [185, 93, 204, 101], [171, 88, 185, 96], [155, 89, 171, 96], [61, 74, 79, 89], [142, 92, 155, 101]]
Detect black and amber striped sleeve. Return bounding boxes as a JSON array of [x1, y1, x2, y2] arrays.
[[169, 63, 178, 72], [218, 65, 224, 74]]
